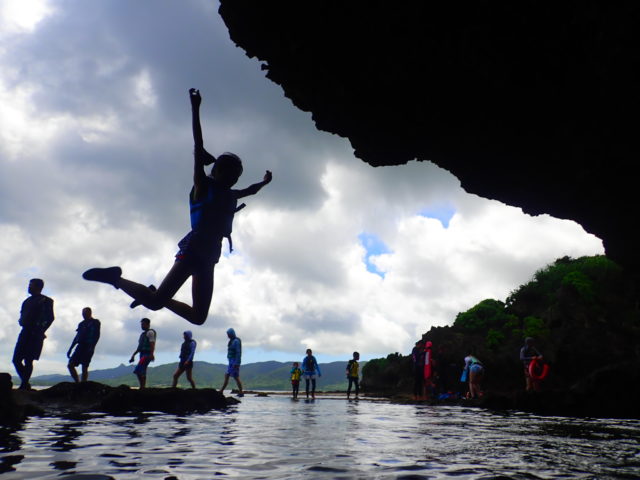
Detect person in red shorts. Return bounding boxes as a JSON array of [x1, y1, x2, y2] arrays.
[[129, 318, 156, 389]]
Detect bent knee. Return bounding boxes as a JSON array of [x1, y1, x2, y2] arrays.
[[190, 313, 207, 326]]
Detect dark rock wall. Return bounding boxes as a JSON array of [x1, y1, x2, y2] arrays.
[[219, 1, 640, 271]]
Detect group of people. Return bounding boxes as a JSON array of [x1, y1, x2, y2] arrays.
[[11, 279, 205, 392], [411, 337, 545, 401], [288, 350, 360, 400], [10, 88, 268, 393], [10, 89, 365, 399], [12, 278, 104, 390]]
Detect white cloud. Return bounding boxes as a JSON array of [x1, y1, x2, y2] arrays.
[[0, 1, 604, 377]]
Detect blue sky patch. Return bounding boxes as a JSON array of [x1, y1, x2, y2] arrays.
[[419, 203, 456, 228], [359, 232, 391, 278]]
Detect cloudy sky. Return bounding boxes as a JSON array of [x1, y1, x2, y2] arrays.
[[0, 0, 603, 376]]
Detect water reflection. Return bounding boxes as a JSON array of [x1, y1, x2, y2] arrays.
[[50, 420, 83, 452], [0, 396, 638, 479], [0, 425, 23, 473]]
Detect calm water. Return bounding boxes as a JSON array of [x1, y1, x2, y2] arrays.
[[1, 394, 639, 479]]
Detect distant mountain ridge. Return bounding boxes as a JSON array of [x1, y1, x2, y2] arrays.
[[21, 360, 366, 391]]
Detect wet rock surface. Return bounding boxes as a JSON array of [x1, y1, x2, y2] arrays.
[[1, 379, 238, 424]]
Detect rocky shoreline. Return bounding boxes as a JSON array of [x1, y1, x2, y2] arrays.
[[0, 373, 238, 425]]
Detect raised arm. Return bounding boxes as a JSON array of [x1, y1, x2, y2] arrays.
[[235, 170, 273, 199], [190, 88, 203, 151], [190, 88, 214, 196]]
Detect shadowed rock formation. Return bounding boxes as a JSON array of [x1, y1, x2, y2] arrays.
[[219, 1, 639, 272], [1, 380, 238, 424]]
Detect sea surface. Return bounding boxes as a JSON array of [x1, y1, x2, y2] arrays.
[[1, 393, 639, 479]]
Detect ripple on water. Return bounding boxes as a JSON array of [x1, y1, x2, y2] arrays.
[[0, 397, 639, 479]]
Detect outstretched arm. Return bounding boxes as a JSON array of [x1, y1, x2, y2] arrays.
[[235, 170, 273, 199], [190, 88, 215, 196]]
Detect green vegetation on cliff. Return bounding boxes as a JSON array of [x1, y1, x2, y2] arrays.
[[362, 255, 640, 395]]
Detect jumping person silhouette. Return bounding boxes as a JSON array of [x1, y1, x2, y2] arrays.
[[83, 88, 272, 325]]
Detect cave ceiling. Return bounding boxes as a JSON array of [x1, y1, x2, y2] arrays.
[[219, 1, 639, 271]]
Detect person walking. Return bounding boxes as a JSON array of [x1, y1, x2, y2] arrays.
[[67, 307, 101, 383], [172, 330, 197, 388], [219, 328, 243, 397]]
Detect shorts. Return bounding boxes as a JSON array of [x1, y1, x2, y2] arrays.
[[175, 232, 221, 269], [291, 380, 300, 386], [470, 364, 484, 375], [134, 354, 153, 376], [303, 373, 316, 381], [226, 362, 240, 378], [13, 329, 45, 362], [179, 360, 193, 370], [69, 345, 95, 368]]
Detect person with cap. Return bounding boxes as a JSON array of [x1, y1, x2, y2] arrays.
[[219, 327, 243, 396], [82, 88, 272, 326], [129, 318, 156, 389], [172, 330, 197, 388]]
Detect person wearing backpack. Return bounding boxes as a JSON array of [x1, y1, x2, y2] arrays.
[[302, 348, 321, 399], [346, 351, 360, 400], [129, 318, 156, 389]]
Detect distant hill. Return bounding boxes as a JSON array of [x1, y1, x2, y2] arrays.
[[21, 360, 366, 391]]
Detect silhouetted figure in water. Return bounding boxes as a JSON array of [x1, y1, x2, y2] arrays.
[[302, 348, 321, 399], [129, 318, 156, 389], [67, 307, 101, 382], [219, 328, 243, 397], [172, 330, 196, 388], [82, 88, 272, 325], [13, 278, 55, 390], [346, 351, 360, 399]]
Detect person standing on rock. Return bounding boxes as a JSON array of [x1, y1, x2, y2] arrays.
[[302, 348, 321, 399], [172, 330, 197, 388], [129, 318, 156, 389], [463, 352, 484, 399], [520, 337, 543, 392], [423, 341, 435, 400], [219, 328, 243, 397], [290, 361, 302, 399], [67, 307, 101, 383], [13, 278, 55, 390], [346, 351, 360, 400], [411, 339, 425, 400]]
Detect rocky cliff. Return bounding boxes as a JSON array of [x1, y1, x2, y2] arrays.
[[219, 1, 640, 272]]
